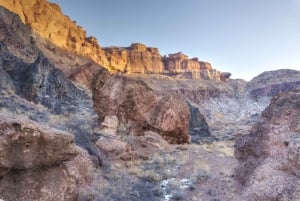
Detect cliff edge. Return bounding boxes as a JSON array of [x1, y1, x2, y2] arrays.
[[0, 0, 230, 81]]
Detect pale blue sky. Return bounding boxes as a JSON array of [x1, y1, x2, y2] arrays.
[[49, 0, 300, 80]]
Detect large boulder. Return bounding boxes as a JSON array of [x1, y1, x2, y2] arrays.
[[92, 73, 191, 144], [235, 90, 300, 200], [0, 115, 94, 201]]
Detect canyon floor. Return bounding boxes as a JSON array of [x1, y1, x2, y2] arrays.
[[83, 141, 238, 201]]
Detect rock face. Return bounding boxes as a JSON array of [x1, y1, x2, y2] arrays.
[[104, 45, 230, 81], [0, 45, 100, 158], [0, 7, 100, 160], [0, 115, 94, 201], [92, 73, 191, 144], [235, 90, 300, 200], [0, 0, 109, 68], [0, 1, 230, 82], [104, 43, 163, 74], [247, 69, 300, 98], [163, 52, 228, 81]]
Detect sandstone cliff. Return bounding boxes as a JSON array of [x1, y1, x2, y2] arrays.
[[0, 0, 230, 81], [104, 45, 230, 81], [0, 0, 109, 68], [163, 52, 230, 81], [104, 43, 164, 74]]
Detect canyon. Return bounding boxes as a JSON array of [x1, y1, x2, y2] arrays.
[[0, 0, 299, 201]]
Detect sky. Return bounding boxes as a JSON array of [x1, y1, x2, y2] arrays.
[[49, 0, 300, 80]]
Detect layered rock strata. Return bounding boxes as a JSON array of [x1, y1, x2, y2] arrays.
[[104, 45, 230, 81]]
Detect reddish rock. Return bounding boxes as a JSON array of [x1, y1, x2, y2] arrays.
[[92, 74, 191, 144], [164, 52, 223, 80], [68, 62, 106, 89], [104, 43, 164, 74]]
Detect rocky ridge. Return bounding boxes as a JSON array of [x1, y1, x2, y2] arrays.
[[247, 69, 300, 98]]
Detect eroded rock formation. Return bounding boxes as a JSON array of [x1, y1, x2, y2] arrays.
[[0, 0, 109, 68], [92, 73, 191, 144], [104, 45, 230, 81], [0, 1, 230, 82], [163, 52, 226, 81], [235, 90, 300, 200], [0, 115, 94, 201], [104, 43, 163, 74]]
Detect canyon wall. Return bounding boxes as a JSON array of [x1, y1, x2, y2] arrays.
[[104, 44, 230, 81], [0, 0, 109, 68], [0, 0, 230, 81]]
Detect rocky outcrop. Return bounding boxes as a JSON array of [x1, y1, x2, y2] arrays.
[[92, 73, 191, 144], [68, 61, 104, 89], [235, 90, 300, 200], [0, 1, 230, 82], [0, 44, 100, 155], [0, 8, 100, 160], [163, 52, 228, 81], [0, 115, 94, 201], [0, 6, 38, 64], [104, 43, 163, 74], [0, 0, 109, 68], [0, 5, 104, 91], [247, 69, 300, 98], [104, 45, 230, 81]]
